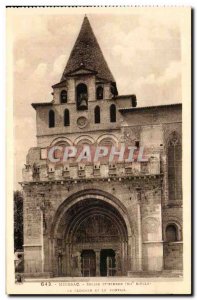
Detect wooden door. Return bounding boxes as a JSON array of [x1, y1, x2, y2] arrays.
[[81, 250, 96, 277]]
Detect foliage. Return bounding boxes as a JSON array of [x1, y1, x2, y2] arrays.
[[14, 191, 23, 251]]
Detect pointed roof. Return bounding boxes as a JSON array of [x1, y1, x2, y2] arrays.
[[61, 16, 116, 83]]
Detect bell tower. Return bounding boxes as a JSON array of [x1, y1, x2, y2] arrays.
[[31, 15, 138, 148], [52, 15, 118, 108]]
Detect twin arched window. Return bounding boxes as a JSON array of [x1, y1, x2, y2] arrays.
[[49, 110, 55, 128], [60, 90, 67, 103], [94, 106, 100, 124], [48, 109, 70, 128], [95, 104, 116, 124], [110, 104, 116, 123], [49, 102, 116, 127]]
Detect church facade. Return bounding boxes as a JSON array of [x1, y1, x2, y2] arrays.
[[21, 16, 183, 277]]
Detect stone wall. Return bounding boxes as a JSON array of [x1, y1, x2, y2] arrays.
[[22, 171, 164, 276], [36, 100, 121, 144], [163, 242, 183, 270], [24, 84, 183, 275]]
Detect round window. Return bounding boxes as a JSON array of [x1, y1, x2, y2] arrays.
[[77, 116, 88, 128]]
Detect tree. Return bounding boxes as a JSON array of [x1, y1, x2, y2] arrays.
[[14, 191, 23, 251]]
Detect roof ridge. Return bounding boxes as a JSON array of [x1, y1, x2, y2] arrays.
[[60, 15, 116, 83]]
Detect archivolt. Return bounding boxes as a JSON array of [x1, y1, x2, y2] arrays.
[[50, 137, 73, 146], [64, 206, 128, 243], [50, 189, 133, 238], [96, 134, 119, 146], [74, 135, 95, 145]]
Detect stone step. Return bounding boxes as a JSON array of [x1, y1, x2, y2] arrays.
[[128, 270, 183, 278], [22, 272, 53, 278]]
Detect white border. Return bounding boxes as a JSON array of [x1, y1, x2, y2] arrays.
[[1, 1, 195, 299]]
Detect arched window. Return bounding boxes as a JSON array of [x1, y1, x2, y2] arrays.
[[60, 90, 67, 103], [76, 83, 88, 110], [110, 104, 116, 123], [168, 132, 182, 201], [96, 86, 103, 100], [64, 109, 70, 126], [49, 110, 55, 128], [94, 106, 100, 124], [166, 224, 177, 242], [110, 85, 115, 97]]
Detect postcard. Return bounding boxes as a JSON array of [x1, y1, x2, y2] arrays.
[[6, 6, 191, 295]]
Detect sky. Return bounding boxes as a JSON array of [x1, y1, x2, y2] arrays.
[[11, 9, 182, 189]]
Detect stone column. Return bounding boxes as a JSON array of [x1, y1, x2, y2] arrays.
[[136, 201, 143, 271], [77, 251, 81, 276], [115, 250, 121, 276], [67, 243, 71, 276], [127, 237, 133, 273], [44, 236, 55, 275], [64, 243, 69, 276], [121, 242, 125, 274], [58, 252, 63, 276], [95, 250, 100, 277]]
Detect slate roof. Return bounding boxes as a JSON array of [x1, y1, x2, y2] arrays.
[[61, 16, 116, 83]]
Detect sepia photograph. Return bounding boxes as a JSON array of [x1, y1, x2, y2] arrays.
[[6, 6, 191, 295]]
